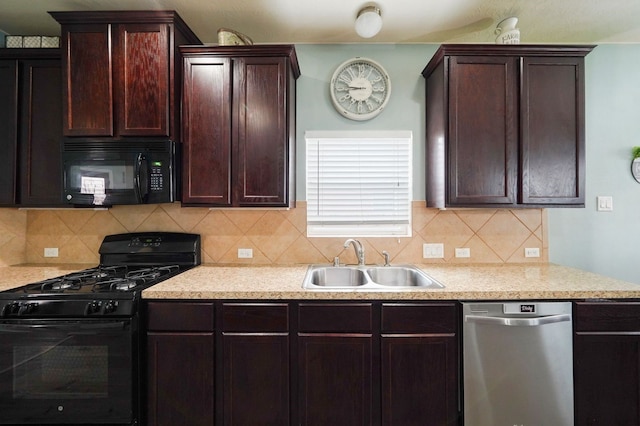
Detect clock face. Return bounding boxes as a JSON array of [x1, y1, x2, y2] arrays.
[[330, 58, 391, 121]]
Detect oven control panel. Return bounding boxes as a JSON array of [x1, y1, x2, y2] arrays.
[[129, 235, 163, 248], [0, 299, 134, 317], [85, 300, 120, 315], [1, 301, 38, 317]]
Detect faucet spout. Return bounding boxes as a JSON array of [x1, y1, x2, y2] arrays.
[[343, 239, 365, 266]]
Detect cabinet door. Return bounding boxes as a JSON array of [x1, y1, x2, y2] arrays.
[[298, 334, 373, 426], [233, 56, 289, 206], [114, 23, 169, 137], [222, 335, 289, 425], [297, 303, 374, 425], [147, 333, 215, 426], [381, 336, 458, 426], [448, 55, 518, 206], [62, 24, 113, 136], [574, 302, 640, 424], [146, 302, 215, 426], [381, 303, 459, 426], [181, 56, 232, 205], [19, 59, 63, 206], [521, 57, 585, 205], [0, 60, 18, 205], [574, 334, 640, 424], [221, 303, 290, 425]]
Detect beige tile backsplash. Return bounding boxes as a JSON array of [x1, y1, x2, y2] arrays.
[[5, 202, 547, 266]]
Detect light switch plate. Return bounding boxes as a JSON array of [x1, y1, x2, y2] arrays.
[[597, 196, 613, 212]]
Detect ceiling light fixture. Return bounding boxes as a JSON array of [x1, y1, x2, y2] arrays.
[[355, 5, 382, 38]]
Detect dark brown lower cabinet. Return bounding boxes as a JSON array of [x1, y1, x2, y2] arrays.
[[147, 333, 215, 425], [146, 302, 215, 426], [146, 300, 460, 426], [220, 303, 290, 425], [298, 302, 375, 426], [298, 334, 374, 425], [381, 303, 459, 426], [574, 301, 640, 425], [297, 302, 460, 426]]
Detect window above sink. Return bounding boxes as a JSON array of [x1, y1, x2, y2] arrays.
[[305, 130, 412, 237]]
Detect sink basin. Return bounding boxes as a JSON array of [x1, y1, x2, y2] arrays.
[[302, 264, 444, 290], [365, 266, 443, 287], [307, 267, 368, 287]]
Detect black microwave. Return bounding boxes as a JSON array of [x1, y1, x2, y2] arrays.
[[62, 140, 179, 207]]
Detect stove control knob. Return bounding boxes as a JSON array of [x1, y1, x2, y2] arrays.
[[18, 302, 37, 315], [104, 300, 118, 314], [85, 300, 102, 315], [1, 302, 20, 317]]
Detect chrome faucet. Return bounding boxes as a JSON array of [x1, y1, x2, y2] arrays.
[[382, 250, 391, 266], [344, 239, 365, 266]]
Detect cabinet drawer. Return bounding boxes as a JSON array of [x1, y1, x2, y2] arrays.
[[146, 301, 214, 332], [382, 303, 457, 333], [222, 303, 289, 332], [298, 303, 372, 333], [575, 302, 640, 332]]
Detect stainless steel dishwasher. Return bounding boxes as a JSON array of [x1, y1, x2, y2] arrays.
[[462, 301, 573, 426]]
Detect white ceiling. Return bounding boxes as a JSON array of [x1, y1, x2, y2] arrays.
[[2, 0, 640, 44]]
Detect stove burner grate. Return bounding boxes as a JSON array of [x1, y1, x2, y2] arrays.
[[20, 264, 182, 294]]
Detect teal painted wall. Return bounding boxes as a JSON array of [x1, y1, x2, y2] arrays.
[[294, 44, 640, 284], [547, 44, 640, 284], [295, 44, 438, 200]]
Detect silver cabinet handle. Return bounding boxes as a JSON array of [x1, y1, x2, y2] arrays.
[[465, 313, 571, 327]]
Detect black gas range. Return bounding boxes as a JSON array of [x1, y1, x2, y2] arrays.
[[0, 232, 201, 425]]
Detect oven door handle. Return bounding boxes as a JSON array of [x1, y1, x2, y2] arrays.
[[0, 321, 129, 333]]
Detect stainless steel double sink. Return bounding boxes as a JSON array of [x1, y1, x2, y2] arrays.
[[302, 264, 445, 290]]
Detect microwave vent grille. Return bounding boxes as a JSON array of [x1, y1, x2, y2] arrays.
[[63, 140, 175, 152]]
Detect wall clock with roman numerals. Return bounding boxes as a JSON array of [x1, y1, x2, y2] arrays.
[[329, 57, 391, 121]]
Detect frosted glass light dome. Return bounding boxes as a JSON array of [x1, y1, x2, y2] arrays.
[[355, 6, 382, 38]]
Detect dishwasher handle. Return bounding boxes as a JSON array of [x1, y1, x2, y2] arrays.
[[465, 313, 571, 327]]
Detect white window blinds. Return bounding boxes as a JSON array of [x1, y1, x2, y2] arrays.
[[305, 131, 412, 237]]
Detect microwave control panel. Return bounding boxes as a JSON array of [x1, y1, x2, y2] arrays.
[[150, 162, 164, 192]]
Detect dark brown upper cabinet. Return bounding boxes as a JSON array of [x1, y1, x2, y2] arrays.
[[422, 44, 594, 208], [180, 45, 299, 207], [0, 49, 64, 207], [50, 10, 201, 140]]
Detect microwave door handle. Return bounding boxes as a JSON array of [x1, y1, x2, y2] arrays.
[[134, 153, 150, 203]]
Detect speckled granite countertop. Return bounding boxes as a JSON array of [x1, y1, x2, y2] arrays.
[[0, 263, 637, 300], [141, 263, 640, 300], [0, 264, 92, 292]]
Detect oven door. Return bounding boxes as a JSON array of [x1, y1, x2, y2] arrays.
[[0, 318, 136, 425]]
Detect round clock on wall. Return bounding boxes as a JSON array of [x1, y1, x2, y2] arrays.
[[330, 57, 391, 121]]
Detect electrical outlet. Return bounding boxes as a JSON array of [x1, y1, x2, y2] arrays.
[[44, 247, 59, 258], [524, 247, 540, 258], [423, 243, 444, 259], [237, 248, 253, 259], [455, 248, 470, 258]]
